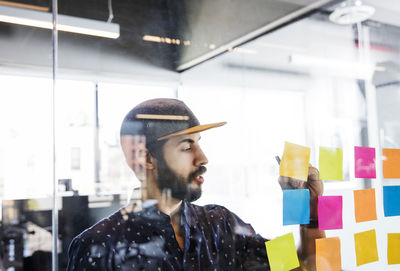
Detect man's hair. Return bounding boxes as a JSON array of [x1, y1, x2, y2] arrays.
[[120, 99, 200, 158], [146, 139, 165, 159]]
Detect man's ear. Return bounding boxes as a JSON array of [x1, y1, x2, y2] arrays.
[[145, 152, 156, 170], [121, 135, 155, 178]]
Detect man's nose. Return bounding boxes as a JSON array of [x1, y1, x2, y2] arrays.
[[195, 146, 208, 166]]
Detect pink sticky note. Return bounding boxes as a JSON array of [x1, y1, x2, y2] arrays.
[[318, 196, 343, 230], [354, 146, 376, 178]]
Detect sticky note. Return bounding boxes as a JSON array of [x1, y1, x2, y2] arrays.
[[354, 229, 379, 266], [354, 189, 377, 223], [388, 233, 400, 265], [280, 142, 310, 181], [318, 196, 343, 230], [319, 147, 343, 181], [354, 146, 376, 178], [283, 189, 309, 225], [316, 237, 341, 271], [383, 148, 400, 179], [265, 232, 299, 271], [383, 186, 400, 217]]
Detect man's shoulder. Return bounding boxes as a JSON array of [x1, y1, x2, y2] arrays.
[[189, 202, 236, 219], [74, 208, 123, 244], [74, 203, 144, 244], [188, 202, 258, 237]]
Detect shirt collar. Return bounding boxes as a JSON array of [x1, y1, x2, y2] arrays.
[[180, 200, 199, 227]]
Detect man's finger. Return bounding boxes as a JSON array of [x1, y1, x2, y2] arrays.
[[278, 176, 306, 190], [308, 166, 319, 182]]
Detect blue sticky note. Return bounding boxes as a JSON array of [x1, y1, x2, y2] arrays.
[[283, 189, 310, 225], [384, 186, 400, 217]]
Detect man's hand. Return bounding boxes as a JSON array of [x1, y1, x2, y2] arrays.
[[279, 166, 325, 271], [278, 166, 323, 219]]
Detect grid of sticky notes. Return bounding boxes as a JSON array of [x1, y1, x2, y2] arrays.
[[265, 233, 299, 271], [277, 142, 400, 268]]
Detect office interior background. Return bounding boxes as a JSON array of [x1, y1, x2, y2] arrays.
[[0, 0, 399, 270]]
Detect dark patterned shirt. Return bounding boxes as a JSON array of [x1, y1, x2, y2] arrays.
[[66, 200, 269, 270]]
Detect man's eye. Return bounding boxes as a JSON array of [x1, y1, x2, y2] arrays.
[[182, 147, 192, 151]]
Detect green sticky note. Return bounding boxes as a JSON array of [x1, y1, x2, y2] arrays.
[[265, 232, 300, 271], [319, 147, 343, 181]]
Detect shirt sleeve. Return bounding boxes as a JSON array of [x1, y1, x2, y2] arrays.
[[66, 236, 111, 271], [224, 208, 270, 271]]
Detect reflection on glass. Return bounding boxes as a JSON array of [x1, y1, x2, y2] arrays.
[[1, 0, 400, 270], [66, 98, 326, 270]]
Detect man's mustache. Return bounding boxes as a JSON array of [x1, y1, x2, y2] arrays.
[[189, 166, 207, 180]]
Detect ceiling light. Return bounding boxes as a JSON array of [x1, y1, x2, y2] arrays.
[[228, 47, 257, 54], [142, 35, 181, 45], [329, 0, 375, 25], [0, 5, 120, 39]]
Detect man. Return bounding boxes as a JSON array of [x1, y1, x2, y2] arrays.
[[67, 98, 325, 270]]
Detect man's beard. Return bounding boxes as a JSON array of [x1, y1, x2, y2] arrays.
[[155, 156, 206, 202]]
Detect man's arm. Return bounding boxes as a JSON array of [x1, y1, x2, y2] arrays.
[[279, 166, 325, 271], [66, 237, 110, 271], [298, 225, 325, 270]]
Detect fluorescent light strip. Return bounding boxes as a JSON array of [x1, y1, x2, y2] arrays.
[[0, 5, 120, 39], [0, 0, 49, 12]]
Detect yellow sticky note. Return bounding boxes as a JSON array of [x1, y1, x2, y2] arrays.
[[354, 229, 379, 266], [388, 233, 400, 265], [280, 142, 310, 181], [319, 147, 343, 181], [316, 237, 341, 271], [265, 232, 299, 271]]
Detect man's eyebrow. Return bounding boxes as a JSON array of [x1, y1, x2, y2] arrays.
[[176, 138, 195, 145]]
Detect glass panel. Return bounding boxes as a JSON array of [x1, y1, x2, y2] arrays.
[[0, 75, 54, 269], [2, 0, 400, 270]]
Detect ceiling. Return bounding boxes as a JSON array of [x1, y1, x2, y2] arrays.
[[180, 0, 400, 89], [0, 0, 337, 71], [358, 0, 400, 28], [0, 0, 398, 75]]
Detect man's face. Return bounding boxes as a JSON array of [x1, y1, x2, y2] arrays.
[[156, 133, 208, 202]]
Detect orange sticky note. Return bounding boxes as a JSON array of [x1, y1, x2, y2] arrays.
[[280, 142, 310, 181], [383, 148, 400, 179], [316, 237, 341, 271], [354, 229, 379, 266], [354, 189, 377, 223], [388, 233, 400, 265]]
